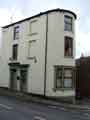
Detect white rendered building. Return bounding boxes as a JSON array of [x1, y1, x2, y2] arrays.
[[0, 9, 77, 100]]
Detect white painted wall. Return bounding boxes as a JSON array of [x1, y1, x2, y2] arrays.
[[26, 15, 46, 94], [0, 10, 76, 97], [46, 12, 76, 97], [0, 28, 12, 87], [0, 15, 47, 95]]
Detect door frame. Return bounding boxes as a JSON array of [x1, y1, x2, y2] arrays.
[[8, 62, 29, 92]]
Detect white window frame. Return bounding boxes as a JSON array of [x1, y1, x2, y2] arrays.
[[64, 36, 73, 57], [29, 19, 38, 35], [64, 15, 73, 32], [54, 66, 74, 90], [28, 40, 36, 58], [13, 26, 20, 40]]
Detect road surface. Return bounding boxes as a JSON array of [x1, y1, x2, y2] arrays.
[[0, 96, 90, 120]]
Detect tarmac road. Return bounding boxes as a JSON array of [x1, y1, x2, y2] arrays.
[[0, 95, 90, 120]]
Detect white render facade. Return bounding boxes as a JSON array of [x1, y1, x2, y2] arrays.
[[0, 9, 77, 100]]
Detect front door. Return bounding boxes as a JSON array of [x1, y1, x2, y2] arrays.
[[9, 64, 29, 92], [10, 69, 17, 90], [20, 69, 28, 92]]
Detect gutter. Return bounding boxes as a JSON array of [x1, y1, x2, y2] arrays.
[[44, 13, 48, 96]]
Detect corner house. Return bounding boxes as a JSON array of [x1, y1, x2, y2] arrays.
[[0, 9, 77, 102]]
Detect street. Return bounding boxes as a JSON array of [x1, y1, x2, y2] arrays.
[[0, 96, 90, 120]]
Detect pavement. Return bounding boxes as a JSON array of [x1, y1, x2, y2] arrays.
[[0, 95, 90, 120], [0, 87, 90, 111]]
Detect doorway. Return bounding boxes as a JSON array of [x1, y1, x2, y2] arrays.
[[10, 69, 17, 90], [9, 63, 29, 92], [20, 69, 28, 92]]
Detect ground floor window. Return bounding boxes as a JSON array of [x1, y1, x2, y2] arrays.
[[54, 66, 74, 89]]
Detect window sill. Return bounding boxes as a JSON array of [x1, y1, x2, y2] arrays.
[[8, 58, 19, 64], [9, 57, 18, 61], [13, 38, 19, 40], [64, 56, 74, 59], [27, 56, 37, 63], [28, 33, 38, 36], [53, 87, 74, 92], [64, 30, 73, 32], [27, 56, 35, 59]]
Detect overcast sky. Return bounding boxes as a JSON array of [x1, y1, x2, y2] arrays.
[[0, 0, 90, 58]]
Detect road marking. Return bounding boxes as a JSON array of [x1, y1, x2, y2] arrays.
[[48, 105, 57, 109], [48, 105, 83, 114], [76, 115, 90, 120], [48, 105, 68, 111], [0, 104, 12, 110], [59, 107, 67, 111], [33, 116, 46, 120], [84, 113, 90, 117]]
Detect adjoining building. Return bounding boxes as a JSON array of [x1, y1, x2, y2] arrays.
[[0, 8, 77, 101], [76, 56, 90, 98]]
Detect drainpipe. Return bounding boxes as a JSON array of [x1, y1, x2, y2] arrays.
[[44, 13, 48, 96]]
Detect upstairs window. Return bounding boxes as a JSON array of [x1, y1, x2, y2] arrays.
[[28, 40, 36, 57], [12, 44, 18, 60], [29, 20, 38, 35], [64, 37, 73, 57], [13, 26, 19, 40], [64, 16, 72, 32]]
